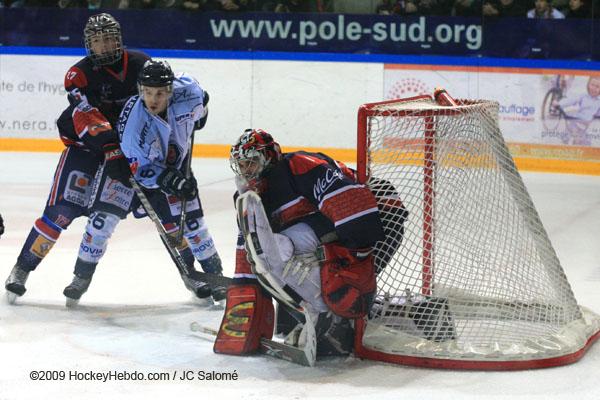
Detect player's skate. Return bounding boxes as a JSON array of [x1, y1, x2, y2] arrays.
[[5, 264, 30, 304], [200, 253, 227, 307], [63, 274, 93, 307]]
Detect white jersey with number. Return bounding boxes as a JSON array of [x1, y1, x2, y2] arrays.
[[118, 73, 205, 189]]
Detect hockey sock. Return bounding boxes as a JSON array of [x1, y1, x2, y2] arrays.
[[16, 216, 63, 271]]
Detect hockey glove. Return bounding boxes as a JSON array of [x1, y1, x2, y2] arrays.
[[194, 91, 210, 131], [0, 213, 4, 237], [103, 143, 132, 184], [157, 167, 198, 200], [320, 243, 376, 319], [69, 89, 115, 150]]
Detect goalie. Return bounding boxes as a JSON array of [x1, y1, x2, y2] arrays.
[[214, 129, 389, 360]]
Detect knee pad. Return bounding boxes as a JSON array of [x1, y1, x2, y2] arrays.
[[78, 212, 120, 264], [184, 216, 217, 261]]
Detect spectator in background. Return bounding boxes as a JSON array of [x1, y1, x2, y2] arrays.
[[452, 0, 481, 16], [20, 1, 58, 6], [119, 0, 179, 8], [180, 0, 205, 10], [376, 0, 403, 14], [415, 0, 446, 14], [275, 0, 310, 12], [0, 0, 25, 6], [483, 0, 530, 17], [396, 0, 446, 15], [527, 0, 565, 18], [562, 0, 591, 17], [216, 0, 254, 10]]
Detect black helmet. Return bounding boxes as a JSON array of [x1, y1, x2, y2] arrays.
[[84, 13, 123, 66], [138, 60, 174, 88]]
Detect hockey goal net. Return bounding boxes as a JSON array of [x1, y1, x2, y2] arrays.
[[355, 94, 600, 369]]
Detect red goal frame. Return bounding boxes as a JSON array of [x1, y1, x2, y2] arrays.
[[354, 97, 600, 370]]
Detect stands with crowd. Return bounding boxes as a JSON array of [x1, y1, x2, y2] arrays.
[[0, 0, 598, 18]]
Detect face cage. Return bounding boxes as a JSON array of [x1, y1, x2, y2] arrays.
[[85, 29, 123, 66]]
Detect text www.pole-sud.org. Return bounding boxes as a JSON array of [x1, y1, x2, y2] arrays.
[[210, 15, 482, 50]]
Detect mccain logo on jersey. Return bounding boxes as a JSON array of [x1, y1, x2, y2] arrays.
[[313, 169, 344, 202]]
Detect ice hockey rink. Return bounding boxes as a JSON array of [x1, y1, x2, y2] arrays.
[[0, 151, 599, 400]]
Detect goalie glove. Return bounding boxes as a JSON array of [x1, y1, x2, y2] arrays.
[[320, 243, 376, 319], [157, 167, 198, 200], [213, 284, 274, 355]]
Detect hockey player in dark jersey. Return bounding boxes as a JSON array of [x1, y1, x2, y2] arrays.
[[3, 13, 149, 303], [214, 129, 388, 361], [59, 60, 224, 307]]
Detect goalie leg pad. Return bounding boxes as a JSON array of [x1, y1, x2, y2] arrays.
[[213, 284, 274, 355], [320, 243, 376, 319], [239, 191, 326, 312]]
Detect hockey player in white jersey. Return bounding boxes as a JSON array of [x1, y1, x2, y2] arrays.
[[62, 60, 225, 306]]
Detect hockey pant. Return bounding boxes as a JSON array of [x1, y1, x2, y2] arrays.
[[16, 146, 102, 271], [73, 165, 218, 277]]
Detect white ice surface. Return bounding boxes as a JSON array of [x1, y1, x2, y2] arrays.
[[0, 152, 599, 400]]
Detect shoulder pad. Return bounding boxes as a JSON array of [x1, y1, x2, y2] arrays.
[[64, 66, 88, 91]]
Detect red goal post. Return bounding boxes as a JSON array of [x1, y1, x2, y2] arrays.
[[354, 94, 600, 370]]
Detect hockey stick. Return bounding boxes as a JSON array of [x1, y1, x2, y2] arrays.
[[175, 130, 195, 245], [129, 176, 232, 288], [190, 321, 316, 367]]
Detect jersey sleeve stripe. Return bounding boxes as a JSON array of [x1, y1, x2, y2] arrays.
[[333, 207, 380, 227], [273, 196, 304, 215], [317, 184, 364, 209]]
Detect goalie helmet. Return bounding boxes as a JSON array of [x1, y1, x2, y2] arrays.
[[84, 13, 123, 66], [230, 129, 282, 184], [138, 60, 174, 89]]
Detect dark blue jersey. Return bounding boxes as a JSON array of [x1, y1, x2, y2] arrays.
[[258, 151, 385, 250], [57, 49, 150, 153]]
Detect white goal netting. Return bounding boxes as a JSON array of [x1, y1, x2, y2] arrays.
[[357, 96, 600, 369]]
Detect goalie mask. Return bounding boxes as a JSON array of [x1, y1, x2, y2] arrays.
[[230, 129, 282, 185], [84, 13, 123, 66]]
